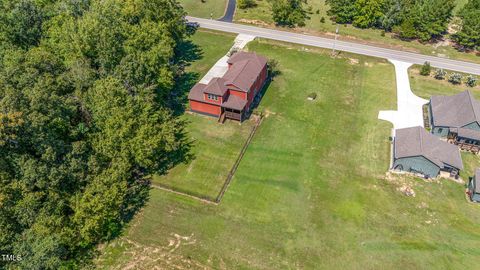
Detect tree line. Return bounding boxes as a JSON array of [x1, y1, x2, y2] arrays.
[[326, 0, 479, 49], [0, 0, 193, 268], [239, 0, 480, 50]]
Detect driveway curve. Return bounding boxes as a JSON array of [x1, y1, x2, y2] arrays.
[[378, 60, 429, 131], [219, 0, 236, 22]]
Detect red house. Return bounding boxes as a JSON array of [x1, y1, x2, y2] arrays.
[[188, 52, 268, 122]]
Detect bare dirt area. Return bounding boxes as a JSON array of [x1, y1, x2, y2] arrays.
[[108, 235, 211, 270]]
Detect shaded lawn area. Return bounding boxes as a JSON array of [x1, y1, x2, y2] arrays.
[[178, 0, 227, 19], [234, 0, 480, 64], [152, 114, 255, 200], [98, 35, 480, 269], [153, 29, 248, 200]]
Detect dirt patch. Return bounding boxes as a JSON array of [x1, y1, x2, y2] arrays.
[[236, 19, 270, 27], [349, 58, 359, 65], [106, 234, 210, 270]]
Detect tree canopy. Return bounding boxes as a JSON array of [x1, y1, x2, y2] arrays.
[[326, 0, 456, 41], [454, 0, 480, 50], [0, 0, 191, 268]]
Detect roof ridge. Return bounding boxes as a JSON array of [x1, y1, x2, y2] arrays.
[[418, 127, 424, 154], [467, 90, 480, 123]]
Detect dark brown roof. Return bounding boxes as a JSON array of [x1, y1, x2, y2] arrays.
[[203, 78, 228, 96], [430, 91, 480, 128], [221, 94, 247, 111], [395, 126, 463, 170], [224, 52, 267, 92], [188, 83, 207, 101]]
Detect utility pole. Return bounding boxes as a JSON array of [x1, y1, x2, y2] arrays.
[[332, 26, 339, 57]]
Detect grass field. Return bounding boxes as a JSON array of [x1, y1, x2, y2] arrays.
[[152, 29, 246, 200], [409, 65, 480, 100], [234, 0, 480, 64], [178, 0, 227, 19], [152, 114, 255, 200], [96, 31, 480, 269]]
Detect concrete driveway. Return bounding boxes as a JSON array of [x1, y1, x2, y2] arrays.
[[199, 34, 256, 84], [378, 60, 429, 130]]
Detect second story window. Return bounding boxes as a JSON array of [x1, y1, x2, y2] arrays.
[[207, 94, 219, 101]]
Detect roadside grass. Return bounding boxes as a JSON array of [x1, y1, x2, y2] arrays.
[[234, 0, 480, 64], [409, 65, 480, 100], [178, 0, 227, 19], [186, 29, 236, 77], [97, 31, 480, 269]]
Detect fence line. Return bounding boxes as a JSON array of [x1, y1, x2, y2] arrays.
[[215, 115, 264, 203], [151, 115, 264, 205]]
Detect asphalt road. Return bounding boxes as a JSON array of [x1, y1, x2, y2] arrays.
[[218, 0, 236, 22], [187, 16, 480, 75]]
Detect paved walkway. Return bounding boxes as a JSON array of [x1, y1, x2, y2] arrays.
[[378, 60, 429, 131], [199, 34, 256, 84]]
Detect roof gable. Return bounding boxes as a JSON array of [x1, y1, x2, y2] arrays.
[[430, 91, 480, 128], [394, 126, 463, 170]]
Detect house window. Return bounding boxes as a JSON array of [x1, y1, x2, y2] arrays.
[[207, 94, 219, 101]]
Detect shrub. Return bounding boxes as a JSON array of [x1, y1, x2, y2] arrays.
[[434, 69, 447, 80], [420, 61, 431, 76], [316, 9, 320, 14], [448, 73, 462, 85], [380, 30, 385, 37], [268, 58, 280, 78], [465, 75, 478, 87], [320, 17, 325, 23], [238, 0, 256, 9]]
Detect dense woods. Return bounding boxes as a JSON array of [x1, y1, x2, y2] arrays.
[[326, 0, 456, 41], [0, 0, 192, 268]]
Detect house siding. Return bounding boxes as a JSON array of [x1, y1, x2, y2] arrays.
[[189, 100, 221, 116], [462, 121, 480, 131], [432, 126, 449, 137], [393, 156, 440, 178]]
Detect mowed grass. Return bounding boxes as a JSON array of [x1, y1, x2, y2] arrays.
[[152, 114, 255, 199], [234, 0, 480, 64], [409, 65, 480, 100], [152, 29, 247, 199], [97, 32, 480, 269], [178, 0, 227, 19]]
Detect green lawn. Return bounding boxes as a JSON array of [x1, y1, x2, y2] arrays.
[[152, 29, 245, 200], [97, 31, 480, 269], [409, 65, 480, 100], [178, 0, 227, 19], [152, 114, 255, 200], [234, 0, 480, 64]]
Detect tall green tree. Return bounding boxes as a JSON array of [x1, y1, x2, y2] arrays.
[[454, 0, 480, 49], [0, 0, 192, 268], [271, 0, 310, 27], [353, 0, 385, 28]]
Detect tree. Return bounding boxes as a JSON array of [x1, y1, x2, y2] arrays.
[[326, 0, 357, 24], [238, 0, 256, 9], [0, 0, 191, 268], [353, 0, 385, 28], [420, 61, 431, 76], [271, 0, 310, 27], [454, 0, 480, 50]]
